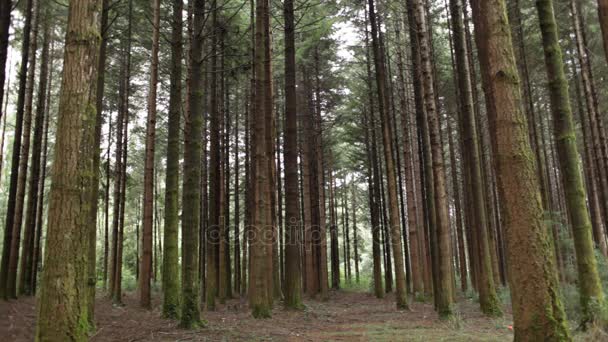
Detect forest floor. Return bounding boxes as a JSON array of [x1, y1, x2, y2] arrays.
[[0, 288, 521, 341]]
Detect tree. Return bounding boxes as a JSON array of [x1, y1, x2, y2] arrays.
[[35, 0, 101, 337], [140, 0, 161, 309], [367, 0, 407, 310], [180, 0, 204, 327], [448, 0, 500, 317], [19, 5, 51, 297], [0, 0, 10, 124], [162, 0, 183, 319], [0, 0, 34, 299], [411, 0, 453, 317], [536, 0, 604, 325], [469, 0, 571, 339], [282, 0, 303, 310], [249, 0, 273, 318]]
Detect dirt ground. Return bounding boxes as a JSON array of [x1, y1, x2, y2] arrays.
[[0, 290, 515, 341]]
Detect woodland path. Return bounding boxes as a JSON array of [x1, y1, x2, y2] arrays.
[[0, 290, 514, 341]]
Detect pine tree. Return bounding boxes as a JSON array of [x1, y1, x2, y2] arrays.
[[162, 0, 183, 319], [35, 0, 101, 337], [469, 0, 571, 339], [536, 0, 604, 325], [282, 0, 303, 310], [140, 0, 161, 309]]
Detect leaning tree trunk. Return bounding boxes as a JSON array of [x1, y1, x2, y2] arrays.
[[469, 0, 571, 340], [536, 0, 604, 326], [35, 0, 100, 337]]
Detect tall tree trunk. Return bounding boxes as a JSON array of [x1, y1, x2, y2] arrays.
[[283, 0, 303, 309], [32, 53, 53, 295], [411, 0, 454, 317], [234, 90, 241, 295], [35, 0, 100, 336], [537, 0, 604, 325], [0, 0, 11, 125], [162, 0, 183, 319], [351, 185, 360, 283], [7, 0, 40, 299], [449, 0, 500, 316], [207, 0, 220, 310], [469, 0, 571, 339], [249, 0, 273, 318], [180, 0, 204, 328], [572, 1, 608, 236], [19, 7, 50, 297], [140, 0, 161, 309], [0, 0, 34, 299], [367, 0, 408, 309], [363, 6, 383, 298]]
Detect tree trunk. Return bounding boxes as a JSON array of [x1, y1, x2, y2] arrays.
[[537, 0, 604, 325], [140, 0, 160, 309], [469, 0, 571, 339], [249, 0, 273, 318], [35, 0, 100, 336], [161, 0, 182, 319], [0, 0, 34, 299], [7, 0, 40, 299], [367, 0, 407, 309], [449, 0, 500, 316], [0, 0, 11, 125], [19, 6, 50, 297], [180, 0, 204, 328], [411, 0, 454, 317], [283, 0, 303, 309], [32, 52, 53, 295]]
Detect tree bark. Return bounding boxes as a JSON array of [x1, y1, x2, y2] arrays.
[[469, 0, 571, 339], [35, 0, 100, 336], [0, 0, 34, 299], [537, 0, 604, 325], [19, 6, 50, 297], [140, 0, 160, 309], [449, 0, 500, 316], [162, 0, 183, 319], [367, 0, 408, 309], [283, 0, 303, 309]]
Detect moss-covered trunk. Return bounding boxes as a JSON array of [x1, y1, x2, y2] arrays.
[[469, 0, 571, 339], [162, 0, 183, 319], [536, 0, 604, 325], [179, 0, 204, 328]]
